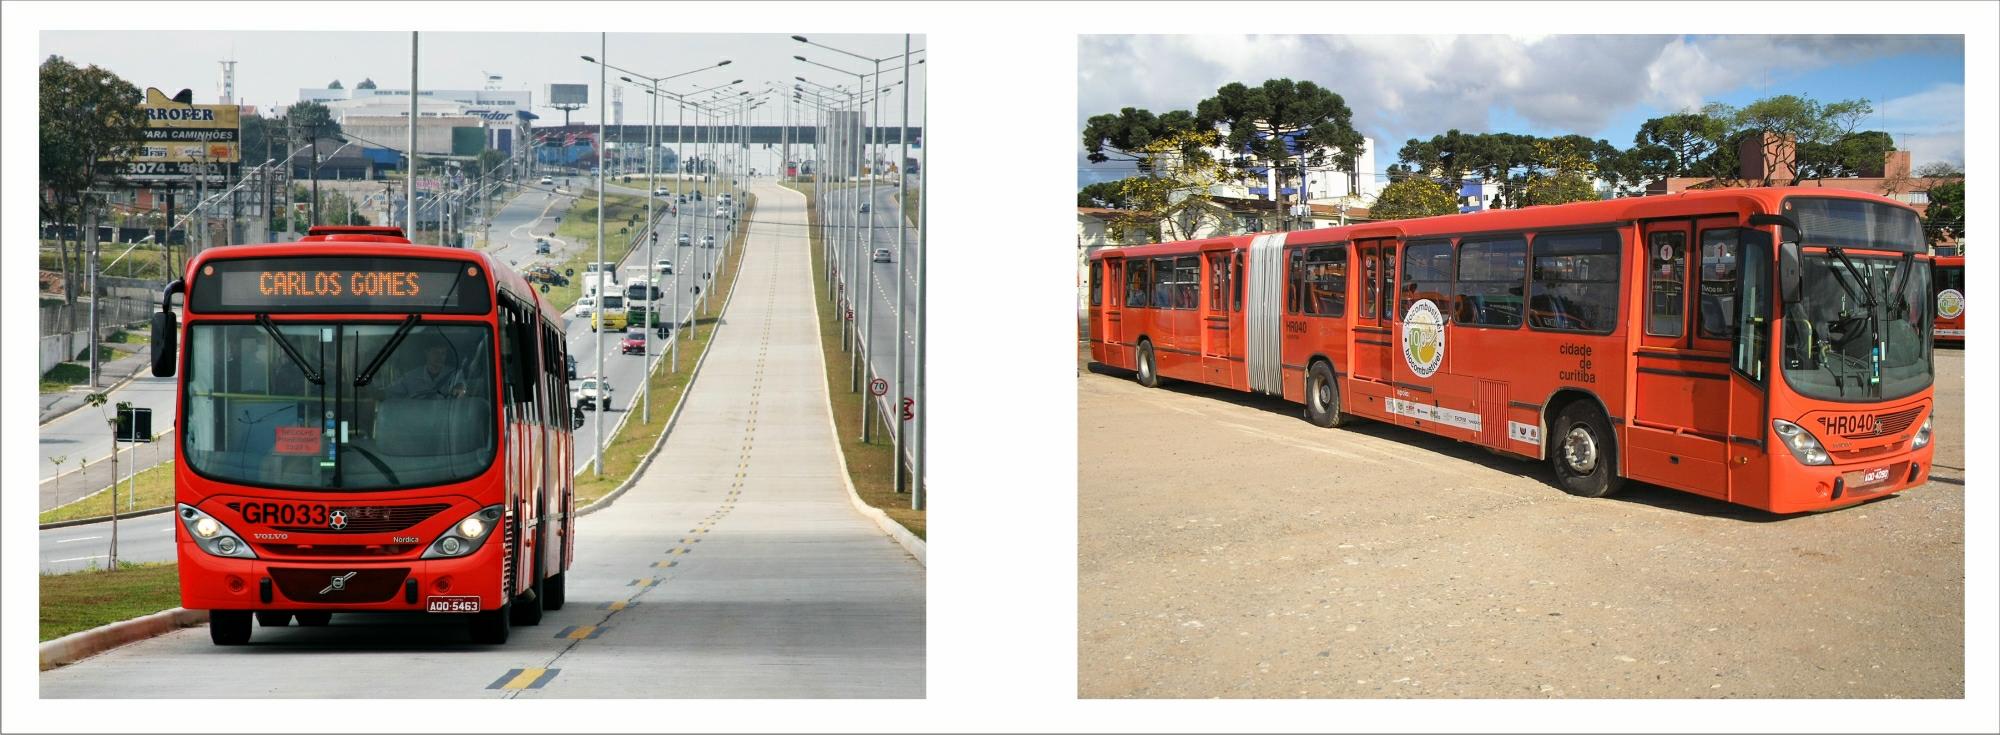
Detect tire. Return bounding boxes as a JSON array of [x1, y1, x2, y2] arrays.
[[1135, 341, 1160, 388], [469, 605, 511, 644], [294, 612, 332, 627], [256, 611, 292, 628], [543, 571, 567, 611], [1549, 401, 1626, 498], [210, 610, 252, 646], [511, 541, 546, 627], [1304, 361, 1346, 428]]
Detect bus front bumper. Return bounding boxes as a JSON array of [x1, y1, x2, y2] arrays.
[[178, 541, 507, 614], [1772, 442, 1935, 514]]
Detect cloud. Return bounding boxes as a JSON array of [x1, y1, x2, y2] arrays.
[[1078, 34, 1962, 182], [1877, 82, 1966, 167]]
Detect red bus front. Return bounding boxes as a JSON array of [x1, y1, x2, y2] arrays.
[[157, 232, 564, 644]]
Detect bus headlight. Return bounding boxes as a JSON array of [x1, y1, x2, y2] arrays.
[[423, 505, 503, 559], [1773, 420, 1832, 466], [1911, 415, 1933, 450], [176, 504, 257, 559]]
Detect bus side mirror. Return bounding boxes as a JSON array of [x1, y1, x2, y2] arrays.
[[150, 310, 178, 378], [1750, 214, 1804, 306]]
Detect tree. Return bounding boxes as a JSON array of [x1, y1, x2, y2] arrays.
[[1923, 180, 1963, 246], [39, 55, 145, 316], [1371, 178, 1458, 220], [1196, 79, 1365, 228], [1630, 111, 1731, 184], [1077, 180, 1134, 209], [1799, 130, 1894, 179], [1520, 138, 1601, 207], [1114, 131, 1225, 242], [1080, 107, 1211, 165], [1914, 161, 1963, 179], [1709, 94, 1873, 186]]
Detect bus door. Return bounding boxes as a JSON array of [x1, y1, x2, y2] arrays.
[[1626, 218, 1734, 499], [1202, 249, 1233, 384], [1352, 239, 1398, 387], [1100, 256, 1124, 362]]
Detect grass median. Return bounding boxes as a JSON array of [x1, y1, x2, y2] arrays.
[[40, 562, 181, 642], [40, 461, 176, 525], [782, 181, 926, 540], [572, 192, 753, 507], [542, 190, 650, 312]]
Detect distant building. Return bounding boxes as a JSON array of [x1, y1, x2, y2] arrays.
[[1205, 134, 1382, 211]]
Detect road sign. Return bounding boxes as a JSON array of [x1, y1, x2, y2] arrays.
[[900, 398, 914, 421], [846, 308, 854, 321], [115, 407, 154, 443], [870, 378, 888, 397]]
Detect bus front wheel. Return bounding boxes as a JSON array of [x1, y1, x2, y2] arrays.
[[210, 610, 252, 645], [1549, 402, 1625, 498], [469, 605, 511, 644], [1304, 361, 1346, 428], [1136, 341, 1160, 388]]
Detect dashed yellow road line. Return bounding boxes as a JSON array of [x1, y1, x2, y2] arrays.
[[488, 668, 559, 690], [555, 625, 607, 640]]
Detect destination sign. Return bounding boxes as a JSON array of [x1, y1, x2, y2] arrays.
[[188, 257, 491, 314]]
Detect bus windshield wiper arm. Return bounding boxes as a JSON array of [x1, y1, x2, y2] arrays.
[[255, 314, 324, 385], [1824, 247, 1876, 309], [353, 314, 421, 387]]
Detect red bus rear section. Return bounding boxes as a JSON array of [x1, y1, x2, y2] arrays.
[[1932, 254, 1963, 343], [1087, 187, 1937, 514], [152, 225, 577, 645]]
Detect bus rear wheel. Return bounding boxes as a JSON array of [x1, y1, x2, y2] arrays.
[[1136, 341, 1160, 388], [1549, 402, 1625, 498], [1304, 361, 1346, 428], [543, 571, 567, 611], [210, 610, 252, 646]]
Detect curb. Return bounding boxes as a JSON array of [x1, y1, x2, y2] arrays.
[[40, 504, 175, 530], [40, 607, 207, 671], [786, 183, 927, 567], [575, 194, 752, 518]]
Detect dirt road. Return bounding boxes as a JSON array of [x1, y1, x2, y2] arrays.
[[1078, 349, 1964, 698]]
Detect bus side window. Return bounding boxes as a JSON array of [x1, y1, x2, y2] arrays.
[[1529, 230, 1622, 333], [1232, 251, 1244, 312], [1456, 236, 1526, 327], [1125, 259, 1147, 308], [1359, 248, 1377, 319], [1646, 231, 1688, 337], [1400, 240, 1454, 316], [1154, 258, 1174, 309], [1175, 256, 1199, 310], [1207, 253, 1227, 312], [1287, 248, 1304, 314], [1697, 229, 1739, 339], [1302, 246, 1347, 317], [1088, 261, 1101, 307]]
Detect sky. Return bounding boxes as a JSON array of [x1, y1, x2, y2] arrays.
[[1077, 34, 1964, 186], [40, 30, 926, 130]]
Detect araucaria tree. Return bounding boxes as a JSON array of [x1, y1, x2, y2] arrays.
[[39, 55, 145, 317], [1196, 79, 1365, 229]]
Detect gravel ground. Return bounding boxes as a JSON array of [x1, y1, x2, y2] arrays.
[[1078, 348, 1964, 699]]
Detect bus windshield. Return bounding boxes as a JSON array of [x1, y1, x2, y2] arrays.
[[1782, 254, 1932, 401], [182, 322, 496, 491]]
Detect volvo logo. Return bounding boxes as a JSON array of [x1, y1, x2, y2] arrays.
[[328, 510, 348, 530], [320, 572, 358, 595]]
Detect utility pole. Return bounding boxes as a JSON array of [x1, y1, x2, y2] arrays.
[[894, 33, 911, 494], [592, 31, 605, 477], [406, 31, 418, 238]]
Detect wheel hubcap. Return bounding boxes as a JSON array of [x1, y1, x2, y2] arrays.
[[1314, 379, 1331, 410], [1562, 426, 1598, 473]]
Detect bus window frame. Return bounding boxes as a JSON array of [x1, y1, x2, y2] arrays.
[[1525, 227, 1624, 336], [1399, 238, 1456, 319], [1453, 234, 1528, 331]]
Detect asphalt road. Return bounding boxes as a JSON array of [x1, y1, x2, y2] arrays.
[[1078, 348, 1965, 699], [824, 176, 920, 443], [39, 179, 925, 698]]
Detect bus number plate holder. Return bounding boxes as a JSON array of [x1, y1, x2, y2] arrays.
[[426, 596, 481, 613]]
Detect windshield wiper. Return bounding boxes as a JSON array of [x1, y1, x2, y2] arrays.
[[255, 314, 324, 385], [353, 314, 422, 387], [1824, 247, 1877, 309], [1885, 253, 1917, 318]]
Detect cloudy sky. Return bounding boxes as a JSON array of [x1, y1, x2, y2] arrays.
[[40, 30, 925, 129], [1077, 34, 1963, 186]]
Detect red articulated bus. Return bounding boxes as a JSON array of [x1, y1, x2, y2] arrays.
[[1087, 188, 1936, 514], [1931, 253, 1963, 344], [149, 225, 576, 645]]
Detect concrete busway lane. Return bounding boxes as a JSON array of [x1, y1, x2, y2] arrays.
[[1076, 347, 1965, 698], [38, 179, 925, 699]]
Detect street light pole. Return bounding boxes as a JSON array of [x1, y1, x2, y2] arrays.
[[893, 33, 912, 494], [592, 31, 605, 477], [406, 31, 417, 238]]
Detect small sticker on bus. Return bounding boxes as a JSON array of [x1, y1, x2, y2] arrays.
[[274, 426, 322, 455]]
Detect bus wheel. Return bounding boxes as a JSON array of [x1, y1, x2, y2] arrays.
[[1136, 341, 1160, 388], [543, 571, 567, 611], [511, 552, 545, 627], [294, 612, 332, 627], [469, 605, 511, 644], [1304, 362, 1345, 428], [256, 611, 292, 627], [1550, 402, 1625, 498], [210, 610, 252, 646]]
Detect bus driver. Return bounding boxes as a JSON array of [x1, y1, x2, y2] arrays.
[[390, 340, 468, 399]]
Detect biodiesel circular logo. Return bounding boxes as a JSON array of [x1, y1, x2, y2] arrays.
[[1401, 298, 1445, 378], [1937, 289, 1964, 320]]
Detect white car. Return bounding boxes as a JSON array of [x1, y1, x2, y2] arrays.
[[540, 176, 554, 185], [576, 295, 595, 312], [656, 259, 674, 275], [653, 187, 670, 196], [873, 248, 892, 263], [571, 376, 614, 411]]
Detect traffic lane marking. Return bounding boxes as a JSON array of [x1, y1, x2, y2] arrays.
[[555, 625, 607, 640], [488, 667, 560, 690], [55, 535, 103, 544]]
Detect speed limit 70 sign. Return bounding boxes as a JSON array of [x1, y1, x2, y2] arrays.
[[869, 378, 888, 396]]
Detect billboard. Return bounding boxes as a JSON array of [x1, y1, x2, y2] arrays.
[[546, 83, 588, 106], [98, 88, 241, 185]]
